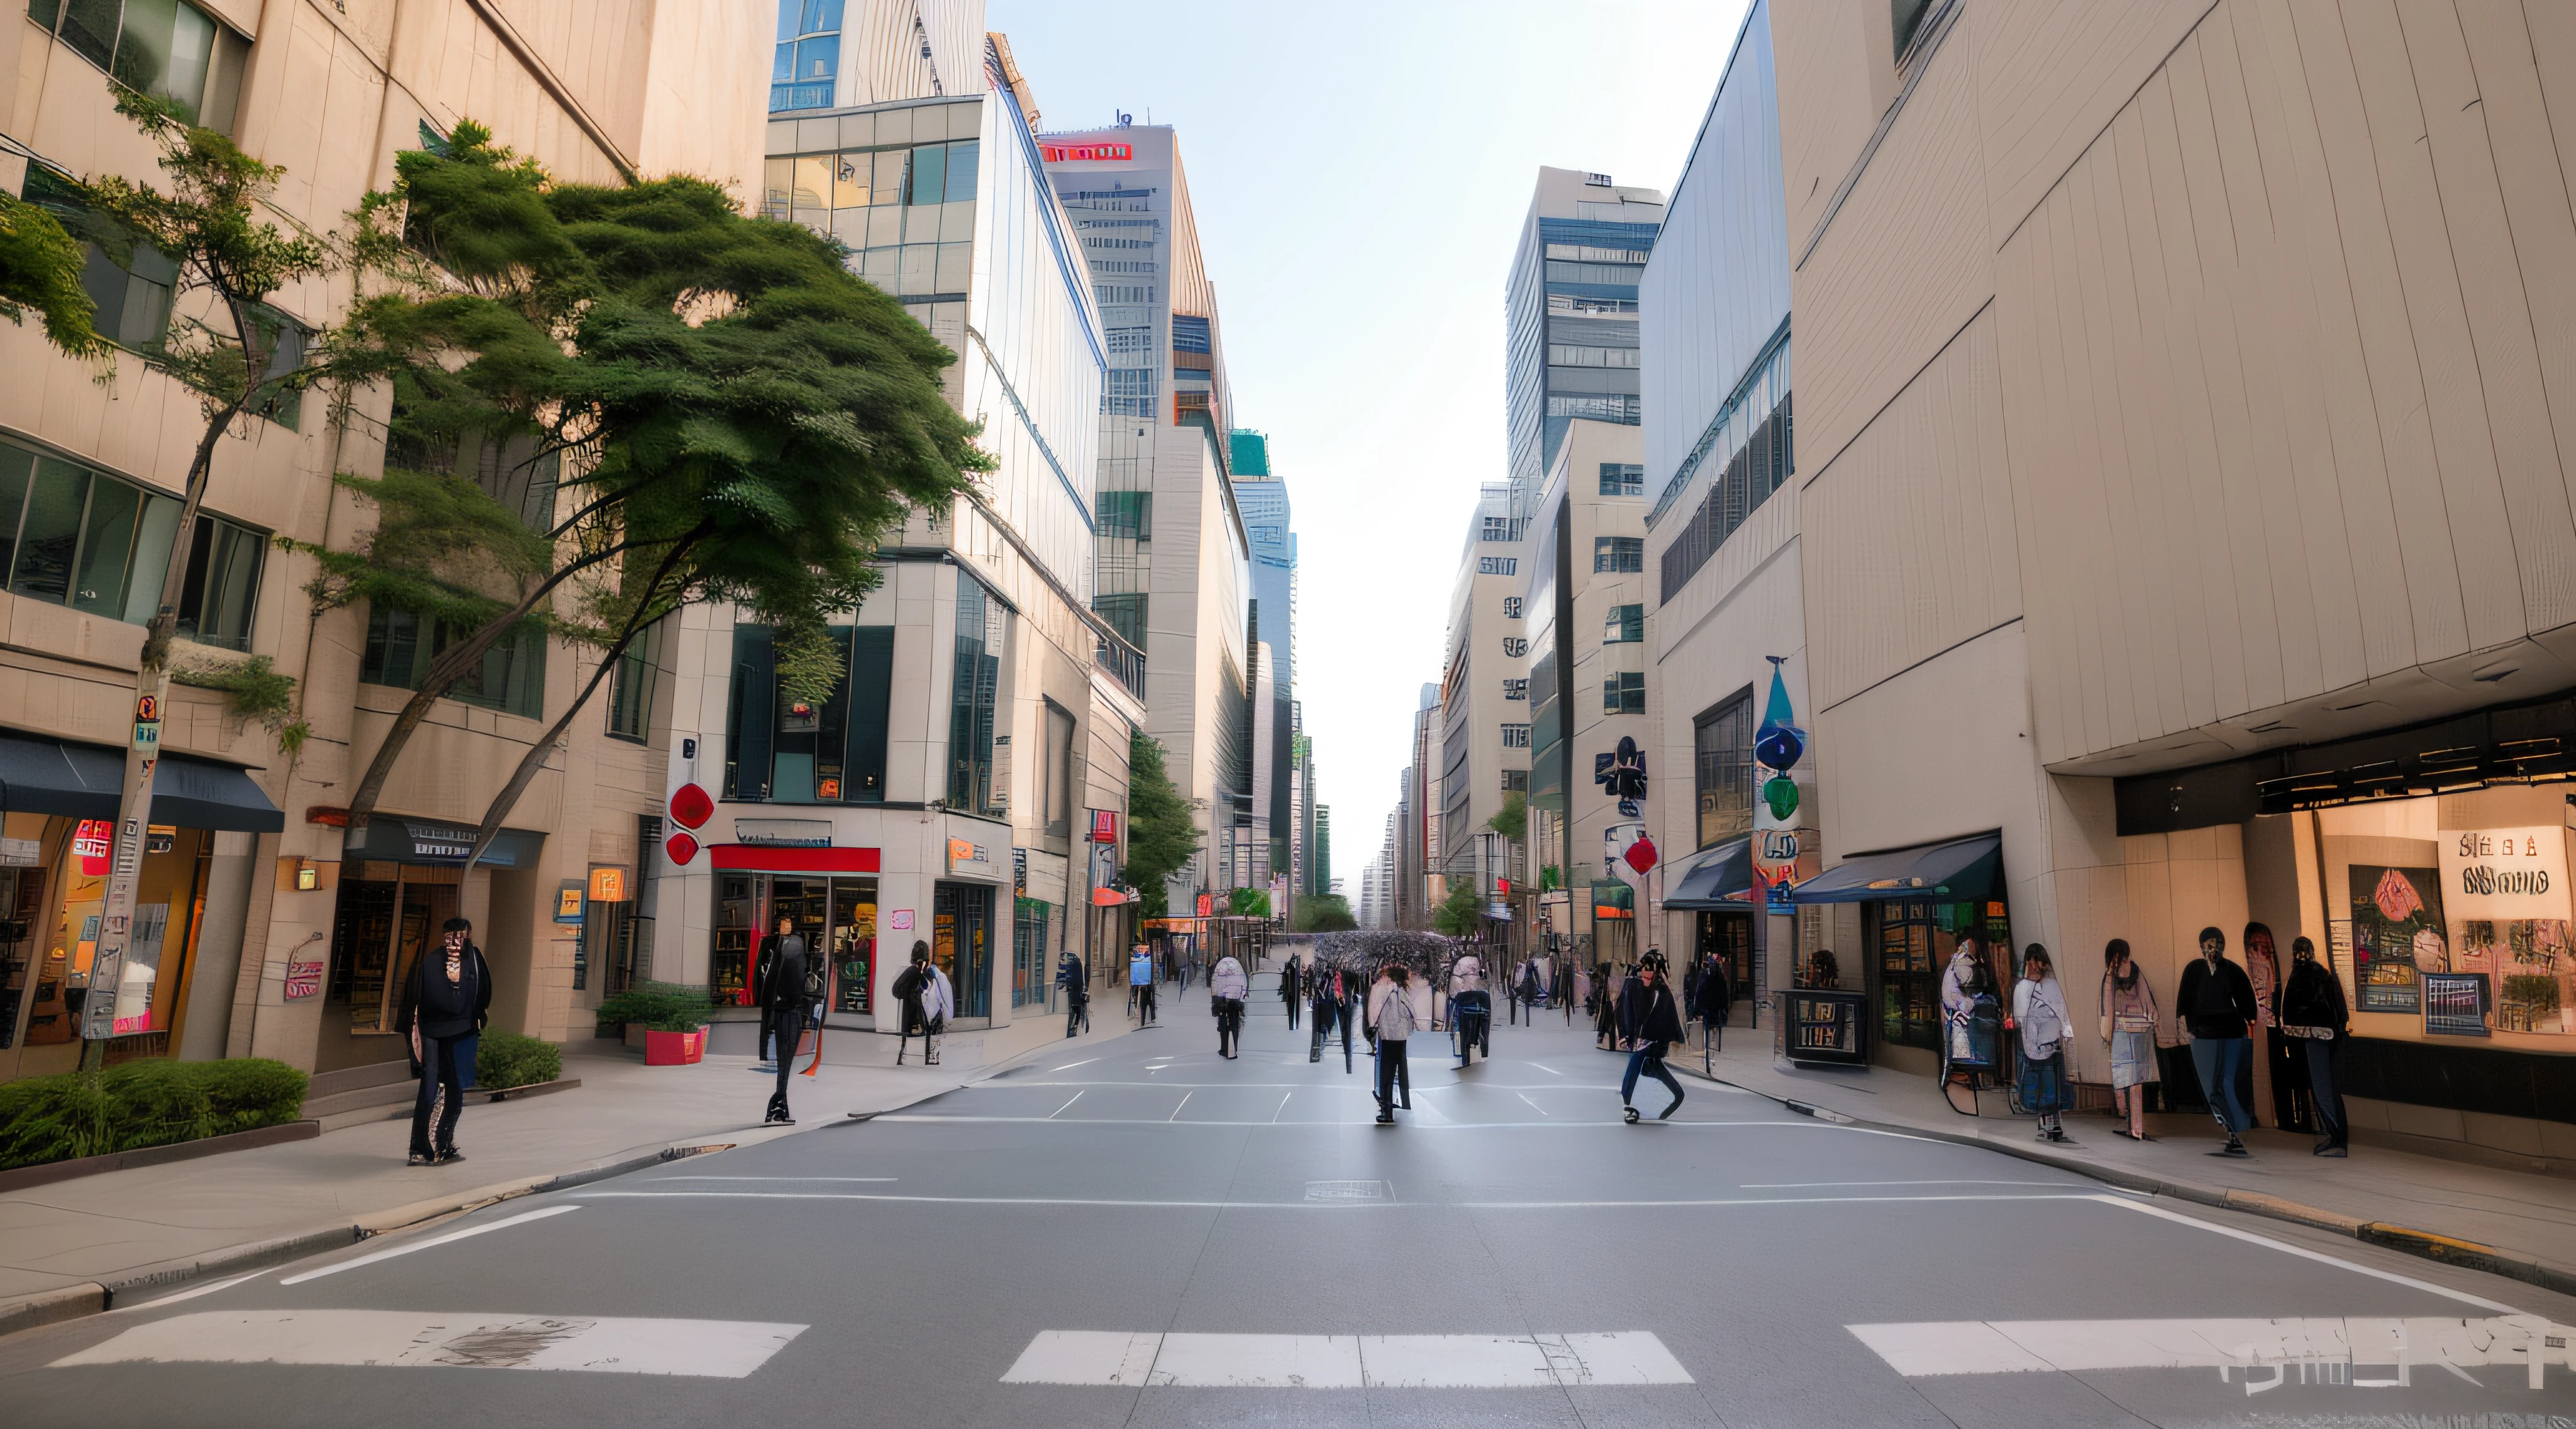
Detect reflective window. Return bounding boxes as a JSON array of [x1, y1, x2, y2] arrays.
[[1594, 537, 1643, 574], [770, 0, 841, 111]]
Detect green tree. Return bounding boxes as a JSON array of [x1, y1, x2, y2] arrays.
[[303, 123, 988, 860], [1120, 730, 1200, 920], [0, 186, 106, 359], [1431, 880, 1485, 937], [1292, 894, 1356, 933], [1230, 887, 1270, 918], [1487, 791, 1526, 843]]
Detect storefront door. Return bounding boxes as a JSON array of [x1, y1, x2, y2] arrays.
[[935, 881, 991, 1020], [321, 864, 460, 1071], [1868, 898, 2011, 1053], [1694, 913, 1751, 1006]]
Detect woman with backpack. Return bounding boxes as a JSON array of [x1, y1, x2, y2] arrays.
[[1211, 951, 1250, 1058], [893, 941, 952, 1065], [1367, 964, 1418, 1124], [2011, 944, 2072, 1143]]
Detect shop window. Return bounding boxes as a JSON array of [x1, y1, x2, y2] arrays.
[[1604, 603, 1643, 643], [0, 436, 192, 625], [1594, 537, 1643, 574], [1041, 699, 1075, 839], [948, 575, 1002, 814], [1693, 690, 1753, 850], [360, 605, 547, 721], [174, 513, 265, 650], [935, 881, 991, 1019], [1012, 896, 1052, 1009], [1870, 899, 2009, 1052], [1602, 672, 1644, 714], [30, 0, 249, 129], [722, 623, 892, 803], [604, 617, 665, 742]]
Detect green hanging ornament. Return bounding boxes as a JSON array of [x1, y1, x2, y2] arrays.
[[1763, 774, 1800, 822]]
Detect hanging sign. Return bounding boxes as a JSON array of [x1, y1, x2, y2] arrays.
[[1750, 659, 1814, 906], [2436, 825, 2575, 1036]]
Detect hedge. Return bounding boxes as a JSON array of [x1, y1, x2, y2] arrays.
[[476, 1030, 562, 1090], [0, 1059, 308, 1171], [596, 980, 714, 1033]]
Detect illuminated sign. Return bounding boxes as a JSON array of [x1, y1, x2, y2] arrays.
[[1041, 142, 1132, 162]]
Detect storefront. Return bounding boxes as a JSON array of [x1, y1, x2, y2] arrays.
[[1663, 838, 1753, 1009], [316, 815, 545, 1074], [708, 845, 879, 1023], [1790, 833, 2007, 1070], [0, 733, 282, 1079]]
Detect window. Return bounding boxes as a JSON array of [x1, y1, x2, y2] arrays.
[[1546, 294, 1638, 316], [1502, 679, 1528, 702], [720, 623, 892, 802], [1544, 243, 1653, 264], [948, 574, 1003, 814], [1548, 343, 1640, 369], [1171, 314, 1211, 354], [30, 0, 249, 129], [24, 167, 176, 352], [1501, 769, 1529, 793], [1250, 525, 1283, 546], [1106, 326, 1152, 355], [1011, 896, 1052, 1009], [1480, 516, 1522, 543], [1042, 699, 1075, 839], [1546, 393, 1640, 424], [1694, 691, 1753, 849], [1477, 556, 1518, 577], [1093, 592, 1146, 648], [0, 435, 199, 626], [1661, 392, 1793, 604], [243, 303, 308, 430], [1603, 604, 1643, 643], [174, 513, 265, 650], [1097, 489, 1150, 540], [1599, 464, 1645, 498], [1501, 723, 1531, 749], [1501, 637, 1526, 658], [1543, 262, 1643, 286], [1602, 672, 1645, 714], [361, 606, 547, 720], [1104, 367, 1157, 417], [1893, 0, 1936, 60], [1594, 537, 1643, 573], [770, 0, 842, 112], [605, 618, 665, 742], [1502, 596, 1523, 620]]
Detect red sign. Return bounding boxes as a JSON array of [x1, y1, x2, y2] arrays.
[[74, 818, 112, 876], [1196, 893, 1213, 918], [1091, 809, 1120, 843], [1496, 877, 1511, 896], [665, 831, 700, 866], [135, 693, 158, 721], [1041, 142, 1132, 162], [1623, 835, 1658, 874], [668, 782, 714, 831]]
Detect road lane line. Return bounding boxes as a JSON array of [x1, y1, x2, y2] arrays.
[[1518, 1093, 1550, 1117], [114, 1269, 270, 1311], [2089, 1196, 2523, 1313], [1530, 1064, 1564, 1076], [1743, 1179, 2073, 1188], [577, 1190, 2106, 1209], [54, 1310, 804, 1377], [1168, 1091, 1192, 1121], [1847, 1315, 2570, 1381], [277, 1206, 582, 1286], [648, 1176, 896, 1182], [1050, 1059, 1097, 1071], [1270, 1092, 1291, 1123], [1000, 1330, 1692, 1387], [1048, 1092, 1082, 1118], [870, 1114, 1818, 1130]]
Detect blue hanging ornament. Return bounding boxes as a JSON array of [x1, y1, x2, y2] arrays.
[[1754, 660, 1805, 772]]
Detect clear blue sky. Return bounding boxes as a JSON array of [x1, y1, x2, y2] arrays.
[[991, 0, 1755, 884]]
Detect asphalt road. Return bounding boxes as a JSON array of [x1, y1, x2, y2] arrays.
[[5, 976, 2572, 1427]]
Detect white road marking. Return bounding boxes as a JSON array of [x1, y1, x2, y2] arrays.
[[277, 1206, 582, 1286], [579, 1190, 2102, 1210], [1270, 1092, 1291, 1123], [1530, 1063, 1564, 1076], [54, 1309, 804, 1377], [1518, 1093, 1550, 1117], [873, 1114, 1815, 1130], [965, 1080, 1621, 1091], [2089, 1196, 2524, 1313], [114, 1269, 269, 1311], [648, 1176, 895, 1182], [1167, 1091, 1192, 1121], [1743, 1179, 2070, 1189], [1001, 1330, 1693, 1387], [1848, 1315, 2571, 1384], [1048, 1092, 1082, 1118], [1050, 1059, 1097, 1071]]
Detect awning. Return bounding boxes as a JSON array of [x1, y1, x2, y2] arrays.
[[1789, 833, 2001, 904], [0, 730, 284, 832], [1662, 838, 1752, 911], [345, 814, 545, 869]]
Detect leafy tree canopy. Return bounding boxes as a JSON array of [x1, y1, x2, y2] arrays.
[[1293, 894, 1356, 933], [1120, 730, 1200, 920], [1431, 880, 1486, 938], [1487, 791, 1527, 844]]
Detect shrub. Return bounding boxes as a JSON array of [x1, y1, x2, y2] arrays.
[[596, 980, 714, 1033], [475, 1030, 562, 1090], [0, 1059, 308, 1171]]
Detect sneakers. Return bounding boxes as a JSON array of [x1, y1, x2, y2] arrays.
[[763, 1114, 795, 1126], [436, 1149, 465, 1164], [2211, 1135, 2250, 1157], [407, 1152, 435, 1167], [2314, 1140, 2347, 1157], [1375, 1111, 1395, 1125], [1623, 1106, 1641, 1124]]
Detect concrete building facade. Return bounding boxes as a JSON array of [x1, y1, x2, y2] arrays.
[[1440, 483, 1531, 914], [1502, 167, 1665, 516]]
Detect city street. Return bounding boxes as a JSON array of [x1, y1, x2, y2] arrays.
[[4, 978, 2568, 1428]]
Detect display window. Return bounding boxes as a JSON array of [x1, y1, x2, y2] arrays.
[[326, 862, 462, 1037], [1868, 898, 2011, 1051], [934, 881, 991, 1019], [711, 872, 875, 1012], [13, 816, 211, 1060]]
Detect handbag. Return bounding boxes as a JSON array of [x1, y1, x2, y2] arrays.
[[2115, 1013, 2157, 1033]]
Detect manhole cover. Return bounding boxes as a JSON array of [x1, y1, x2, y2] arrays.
[[1305, 1179, 1391, 1202]]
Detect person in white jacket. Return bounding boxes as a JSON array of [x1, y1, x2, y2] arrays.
[[1210, 954, 1250, 1058], [2011, 944, 2071, 1142], [1368, 965, 1418, 1123]]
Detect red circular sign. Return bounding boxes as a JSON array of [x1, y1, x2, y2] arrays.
[[665, 831, 699, 866], [667, 782, 714, 830]]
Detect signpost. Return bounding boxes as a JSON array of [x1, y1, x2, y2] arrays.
[[81, 685, 167, 1059]]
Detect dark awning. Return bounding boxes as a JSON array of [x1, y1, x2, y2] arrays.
[[1663, 838, 1752, 911], [1789, 833, 2001, 905], [345, 814, 545, 869], [0, 730, 283, 832]]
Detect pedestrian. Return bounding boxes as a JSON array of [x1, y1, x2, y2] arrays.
[[760, 921, 816, 1125], [753, 913, 796, 1069], [1130, 942, 1158, 1026], [893, 941, 950, 1065], [1280, 950, 1302, 1031], [1368, 964, 1417, 1124], [1057, 947, 1089, 1038], [1514, 955, 1540, 1025], [1309, 963, 1338, 1062], [1211, 950, 1249, 1057], [2177, 925, 2258, 1157], [2279, 934, 2350, 1157], [1940, 935, 1996, 1067], [1808, 948, 1841, 990], [1694, 952, 1731, 1054], [2099, 938, 2161, 1140], [399, 918, 492, 1166], [1620, 952, 1685, 1123], [1616, 960, 1647, 1052], [2012, 944, 2072, 1143]]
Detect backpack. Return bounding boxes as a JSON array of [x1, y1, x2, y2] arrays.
[[891, 964, 924, 1004]]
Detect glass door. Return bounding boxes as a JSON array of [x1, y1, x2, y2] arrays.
[[829, 878, 875, 1014], [934, 882, 991, 1020]]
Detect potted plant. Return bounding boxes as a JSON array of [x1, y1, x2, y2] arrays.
[[595, 982, 714, 1065]]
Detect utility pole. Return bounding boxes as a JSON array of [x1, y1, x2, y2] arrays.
[[80, 682, 169, 1069]]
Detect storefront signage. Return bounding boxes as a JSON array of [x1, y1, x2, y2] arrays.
[[888, 909, 914, 931], [1041, 141, 1133, 162], [2421, 972, 2491, 1037], [1091, 809, 1120, 843], [1197, 892, 1214, 918], [1013, 847, 1028, 896], [589, 867, 628, 903], [2443, 826, 2566, 917], [947, 838, 995, 877], [735, 818, 831, 848], [2436, 824, 2575, 1037], [74, 818, 111, 875], [1785, 989, 1868, 1064], [283, 959, 325, 1000], [555, 882, 587, 923], [2348, 864, 2442, 1014]]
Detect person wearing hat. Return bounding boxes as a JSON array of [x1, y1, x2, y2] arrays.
[[399, 917, 492, 1165]]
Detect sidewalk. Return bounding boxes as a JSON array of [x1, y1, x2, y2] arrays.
[[1677, 1022, 2576, 1293], [0, 1006, 1142, 1331]]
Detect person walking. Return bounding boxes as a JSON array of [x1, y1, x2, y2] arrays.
[[2099, 938, 2161, 1141], [752, 913, 796, 1069], [1309, 963, 1336, 1062], [1130, 942, 1158, 1026], [1280, 951, 1302, 1031], [2012, 944, 2072, 1143], [2279, 934, 2350, 1157], [893, 941, 950, 1065], [1057, 948, 1089, 1038], [1616, 960, 1647, 1051], [1694, 953, 1731, 1056], [760, 923, 816, 1125], [1211, 951, 1249, 1058], [1619, 953, 1685, 1123], [1368, 964, 1418, 1123], [399, 918, 492, 1166], [2177, 925, 2258, 1157]]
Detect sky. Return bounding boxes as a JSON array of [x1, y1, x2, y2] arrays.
[[991, 0, 1756, 891]]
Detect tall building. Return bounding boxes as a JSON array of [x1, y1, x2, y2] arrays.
[[1440, 484, 1531, 908], [769, 0, 987, 115], [1770, 0, 2576, 1157], [1502, 169, 1665, 516], [684, 21, 1141, 1069], [1231, 428, 1297, 900], [1039, 121, 1255, 903], [1640, 0, 1797, 1020]]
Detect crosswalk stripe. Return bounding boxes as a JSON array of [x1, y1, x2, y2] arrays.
[[52, 1311, 805, 1377], [999, 1330, 1692, 1387], [1847, 1316, 2572, 1386]]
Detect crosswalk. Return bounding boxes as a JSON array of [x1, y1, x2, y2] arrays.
[[54, 1311, 804, 1377], [1001, 1330, 1694, 1388]]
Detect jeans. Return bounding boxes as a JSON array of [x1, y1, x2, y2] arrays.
[[1216, 999, 1243, 1056], [1065, 993, 1087, 1038], [2190, 1036, 2253, 1134], [1623, 1043, 1682, 1111], [409, 1034, 466, 1159], [1375, 1038, 1411, 1113], [2304, 1037, 2346, 1144], [767, 1016, 801, 1120]]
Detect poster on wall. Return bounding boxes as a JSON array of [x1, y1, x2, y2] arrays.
[[2438, 825, 2575, 1037], [2348, 865, 2442, 1014]]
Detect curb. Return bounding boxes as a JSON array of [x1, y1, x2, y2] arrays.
[[1695, 1063, 2576, 1299], [0, 1121, 323, 1194]]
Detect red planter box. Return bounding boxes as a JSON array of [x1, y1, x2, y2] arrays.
[[643, 1028, 706, 1065]]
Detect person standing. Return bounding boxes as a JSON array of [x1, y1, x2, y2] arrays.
[[1211, 951, 1249, 1058], [1280, 951, 1302, 1031], [2099, 938, 2162, 1141], [1620, 953, 1685, 1123], [2279, 934, 2350, 1156], [760, 924, 815, 1125], [2177, 925, 2258, 1157], [1694, 953, 1731, 1055], [1057, 947, 1089, 1039], [2012, 944, 2072, 1143], [1368, 964, 1418, 1123], [1130, 942, 1158, 1026], [399, 918, 492, 1166], [752, 914, 796, 1069], [893, 941, 945, 1065]]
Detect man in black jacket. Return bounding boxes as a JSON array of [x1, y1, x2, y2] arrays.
[[762, 925, 814, 1125], [2177, 925, 2260, 1157], [753, 915, 796, 1069], [399, 918, 493, 1166], [1695, 954, 1731, 1058], [1620, 954, 1686, 1122], [2279, 935, 2350, 1156]]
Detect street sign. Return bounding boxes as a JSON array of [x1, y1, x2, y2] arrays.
[[132, 720, 160, 754]]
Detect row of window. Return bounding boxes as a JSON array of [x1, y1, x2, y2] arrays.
[[1548, 343, 1640, 369], [1477, 556, 1518, 577], [1478, 516, 1526, 542], [1548, 294, 1637, 316], [1543, 242, 1652, 265], [1091, 260, 1155, 275], [1660, 394, 1793, 604], [763, 140, 982, 220], [1547, 393, 1641, 424], [29, 0, 249, 130], [1604, 672, 1645, 714], [769, 0, 843, 111], [0, 436, 264, 648], [1594, 537, 1643, 573], [1600, 463, 1645, 498], [1545, 260, 1644, 286], [1501, 724, 1531, 749]]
